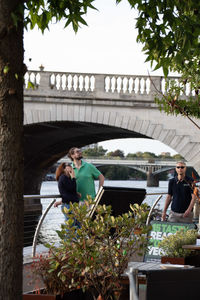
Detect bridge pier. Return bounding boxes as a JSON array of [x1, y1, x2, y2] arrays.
[[147, 169, 159, 187]]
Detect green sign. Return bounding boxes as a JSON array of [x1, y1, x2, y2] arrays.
[[145, 220, 196, 262]]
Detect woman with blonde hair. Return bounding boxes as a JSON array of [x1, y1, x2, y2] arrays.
[[54, 163, 80, 219]]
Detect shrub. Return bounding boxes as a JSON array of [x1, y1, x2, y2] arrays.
[[31, 199, 151, 299], [158, 229, 198, 258]]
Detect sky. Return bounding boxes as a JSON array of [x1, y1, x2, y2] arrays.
[[24, 0, 177, 156]]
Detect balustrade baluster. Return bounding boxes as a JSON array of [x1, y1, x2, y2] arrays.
[[49, 74, 54, 89], [114, 76, 117, 93], [57, 74, 62, 90], [82, 76, 86, 91], [33, 73, 36, 87], [55, 74, 58, 90], [138, 77, 142, 94], [182, 83, 187, 96], [143, 78, 147, 95], [131, 77, 135, 94], [88, 76, 91, 92], [75, 75, 80, 92], [59, 75, 62, 90], [119, 76, 123, 93], [108, 77, 112, 93], [127, 77, 131, 93], [124, 77, 129, 93], [66, 75, 71, 91], [90, 75, 95, 91], [71, 75, 75, 91], [188, 83, 192, 96]]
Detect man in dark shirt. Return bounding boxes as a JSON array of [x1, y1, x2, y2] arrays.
[[162, 161, 195, 223]]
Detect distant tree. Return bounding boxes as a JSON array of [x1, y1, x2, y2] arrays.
[[99, 165, 146, 180], [103, 166, 129, 180], [126, 153, 137, 159], [172, 154, 184, 160], [158, 154, 172, 159], [135, 151, 143, 158], [82, 146, 107, 157], [107, 149, 125, 158], [142, 152, 157, 159]]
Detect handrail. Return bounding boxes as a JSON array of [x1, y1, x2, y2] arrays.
[[32, 198, 56, 257], [146, 192, 167, 195], [24, 192, 167, 200], [24, 191, 167, 256], [146, 195, 163, 226], [24, 194, 61, 199]]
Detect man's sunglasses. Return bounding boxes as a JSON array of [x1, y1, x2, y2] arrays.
[[176, 166, 185, 169]]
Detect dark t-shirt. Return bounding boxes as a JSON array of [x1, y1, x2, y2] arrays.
[[58, 174, 79, 204], [168, 176, 194, 213]]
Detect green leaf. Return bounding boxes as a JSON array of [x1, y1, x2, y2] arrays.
[[27, 81, 35, 89], [3, 65, 9, 74]]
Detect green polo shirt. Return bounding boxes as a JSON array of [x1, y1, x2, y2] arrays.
[[72, 160, 101, 201]]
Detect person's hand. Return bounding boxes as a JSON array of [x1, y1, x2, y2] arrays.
[[54, 200, 61, 207], [161, 211, 166, 221], [183, 209, 191, 218], [69, 168, 75, 178], [77, 192, 81, 198]]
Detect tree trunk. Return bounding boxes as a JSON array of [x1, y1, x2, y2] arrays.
[[0, 0, 24, 299]]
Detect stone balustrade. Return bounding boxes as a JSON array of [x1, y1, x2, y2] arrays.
[[24, 70, 192, 98]]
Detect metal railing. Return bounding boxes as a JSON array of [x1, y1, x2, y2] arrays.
[[23, 192, 166, 255]]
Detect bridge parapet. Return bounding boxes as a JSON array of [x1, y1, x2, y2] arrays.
[[24, 70, 187, 101]]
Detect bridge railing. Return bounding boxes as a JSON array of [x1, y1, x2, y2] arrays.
[[59, 156, 179, 161], [24, 70, 192, 98]]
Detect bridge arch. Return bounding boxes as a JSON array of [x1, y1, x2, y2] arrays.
[[24, 71, 200, 194]]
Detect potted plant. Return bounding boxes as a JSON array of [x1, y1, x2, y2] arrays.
[[24, 199, 151, 300], [158, 228, 200, 265]]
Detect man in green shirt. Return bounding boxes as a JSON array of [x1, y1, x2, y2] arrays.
[[68, 147, 104, 201]]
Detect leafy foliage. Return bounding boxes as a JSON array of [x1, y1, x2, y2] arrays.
[[82, 146, 107, 157], [158, 229, 198, 258], [13, 0, 97, 33], [31, 199, 151, 299], [154, 78, 200, 119], [107, 149, 125, 158], [125, 0, 200, 76], [118, 0, 200, 119]]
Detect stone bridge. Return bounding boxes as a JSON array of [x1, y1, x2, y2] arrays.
[[58, 156, 185, 186], [24, 70, 200, 196]]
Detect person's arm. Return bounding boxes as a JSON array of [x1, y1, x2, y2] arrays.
[[162, 194, 172, 221], [183, 193, 195, 218], [54, 200, 62, 207], [98, 173, 104, 189]]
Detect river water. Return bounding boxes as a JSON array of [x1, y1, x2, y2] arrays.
[[38, 180, 168, 244]]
